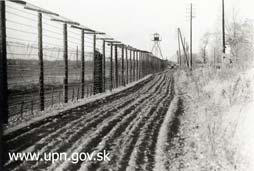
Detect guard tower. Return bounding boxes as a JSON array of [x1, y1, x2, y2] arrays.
[[151, 33, 164, 59]]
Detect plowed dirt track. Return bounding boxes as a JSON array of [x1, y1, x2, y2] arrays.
[[4, 71, 180, 171]]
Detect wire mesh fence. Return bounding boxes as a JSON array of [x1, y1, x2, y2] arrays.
[[1, 0, 167, 123]]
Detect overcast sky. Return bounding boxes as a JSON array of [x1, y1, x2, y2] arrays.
[[26, 0, 254, 61]]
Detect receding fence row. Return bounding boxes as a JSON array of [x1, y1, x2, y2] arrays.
[[0, 0, 167, 124]]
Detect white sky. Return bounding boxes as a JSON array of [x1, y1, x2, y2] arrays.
[[26, 0, 254, 61]]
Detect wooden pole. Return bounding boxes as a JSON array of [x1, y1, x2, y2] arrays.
[[129, 48, 132, 82], [38, 12, 44, 110], [102, 40, 106, 92], [222, 0, 226, 57], [178, 28, 189, 68], [125, 47, 128, 84], [140, 52, 142, 77], [133, 50, 136, 81], [114, 45, 118, 88], [93, 34, 96, 95], [0, 2, 7, 166], [121, 45, 125, 86], [110, 43, 113, 91], [137, 51, 139, 80], [190, 3, 193, 70], [63, 23, 68, 103], [0, 1, 8, 125], [177, 30, 182, 69], [81, 29, 85, 98]]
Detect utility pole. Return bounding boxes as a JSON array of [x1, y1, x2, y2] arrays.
[[222, 0, 226, 58], [177, 30, 182, 69], [178, 28, 189, 68]]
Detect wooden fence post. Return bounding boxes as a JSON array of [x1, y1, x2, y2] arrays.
[[63, 23, 68, 103], [0, 2, 7, 167], [102, 40, 106, 92], [138, 51, 141, 79], [38, 12, 45, 111], [133, 50, 136, 82], [0, 0, 8, 125], [121, 44, 125, 86], [114, 45, 118, 88], [136, 50, 139, 81], [81, 29, 85, 98], [94, 50, 103, 94], [141, 52, 144, 77], [125, 46, 128, 84], [129, 48, 132, 82], [93, 34, 96, 95], [110, 42, 113, 91]]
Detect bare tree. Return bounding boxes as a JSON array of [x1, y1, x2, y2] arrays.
[[200, 32, 210, 64], [226, 8, 254, 65]]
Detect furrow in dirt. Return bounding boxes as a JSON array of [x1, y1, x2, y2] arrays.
[[47, 75, 167, 171], [6, 74, 166, 171], [77, 76, 170, 171]]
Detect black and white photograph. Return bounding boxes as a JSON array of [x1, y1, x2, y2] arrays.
[[1, 0, 254, 170]]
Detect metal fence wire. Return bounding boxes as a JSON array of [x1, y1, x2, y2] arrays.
[[0, 0, 167, 123]]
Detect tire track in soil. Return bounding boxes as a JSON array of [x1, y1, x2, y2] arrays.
[[4, 76, 154, 153], [4, 71, 175, 171], [165, 98, 185, 170], [49, 75, 167, 171], [94, 75, 171, 171], [128, 77, 175, 171], [114, 74, 173, 171], [4, 76, 156, 170], [76, 76, 170, 171], [5, 76, 153, 143], [4, 74, 166, 170]]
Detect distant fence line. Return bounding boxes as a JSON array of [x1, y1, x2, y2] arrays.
[[0, 0, 167, 124]]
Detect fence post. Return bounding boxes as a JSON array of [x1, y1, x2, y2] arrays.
[[129, 48, 132, 82], [114, 45, 118, 88], [102, 40, 106, 92], [136, 50, 139, 80], [138, 51, 141, 79], [110, 42, 113, 91], [94, 50, 103, 94], [38, 12, 44, 111], [63, 23, 68, 103], [145, 53, 148, 75], [121, 44, 125, 86], [137, 50, 140, 80], [126, 46, 128, 84], [0, 1, 5, 167], [93, 34, 96, 95], [133, 50, 136, 82], [0, 0, 8, 125], [0, 2, 6, 167], [81, 29, 85, 98], [140, 52, 143, 78]]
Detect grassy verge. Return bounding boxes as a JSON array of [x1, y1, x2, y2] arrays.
[[172, 65, 254, 170]]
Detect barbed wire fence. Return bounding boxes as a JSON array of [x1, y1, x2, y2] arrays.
[[0, 0, 167, 124]]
